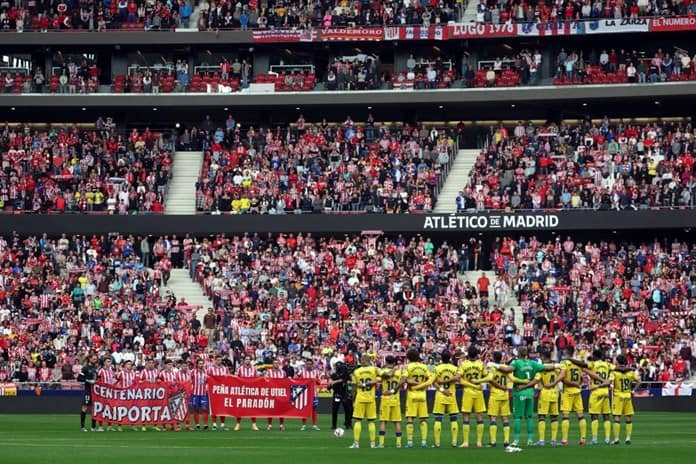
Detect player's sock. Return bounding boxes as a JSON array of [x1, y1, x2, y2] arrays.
[[406, 423, 414, 442], [613, 420, 621, 441], [579, 417, 587, 439], [279, 418, 284, 427], [419, 421, 428, 442], [395, 431, 402, 447], [450, 416, 459, 445], [194, 412, 200, 425], [378, 430, 385, 447], [526, 418, 534, 442], [603, 420, 611, 441], [513, 418, 521, 442], [91, 419, 96, 429], [476, 420, 484, 444], [312, 410, 318, 426], [591, 419, 599, 440], [561, 418, 570, 441], [80, 411, 86, 428], [302, 418, 307, 426], [625, 420, 632, 439], [550, 419, 558, 441], [353, 421, 362, 442], [433, 417, 442, 446], [489, 421, 497, 444], [462, 421, 470, 444], [203, 412, 209, 426], [220, 418, 225, 426], [368, 422, 376, 443], [503, 421, 510, 444], [538, 420, 546, 442]]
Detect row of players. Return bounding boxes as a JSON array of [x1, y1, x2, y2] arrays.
[[78, 354, 323, 432], [350, 345, 639, 449]]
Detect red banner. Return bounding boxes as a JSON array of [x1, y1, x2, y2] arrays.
[[650, 16, 696, 32], [207, 376, 314, 419], [252, 29, 315, 43], [448, 23, 515, 39], [319, 27, 383, 41], [91, 381, 190, 426]]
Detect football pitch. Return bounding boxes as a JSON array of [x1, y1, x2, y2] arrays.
[[0, 413, 694, 464]]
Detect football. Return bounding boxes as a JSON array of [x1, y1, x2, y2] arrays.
[[334, 428, 345, 438]]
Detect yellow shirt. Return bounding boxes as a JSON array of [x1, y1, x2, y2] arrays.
[[380, 367, 403, 405], [352, 366, 381, 403], [535, 368, 560, 399], [561, 359, 583, 394], [404, 362, 431, 401], [488, 367, 513, 400], [459, 360, 486, 396], [434, 363, 459, 398], [611, 370, 639, 398], [587, 360, 614, 391]]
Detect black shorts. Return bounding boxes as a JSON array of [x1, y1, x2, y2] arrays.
[[83, 391, 92, 406]]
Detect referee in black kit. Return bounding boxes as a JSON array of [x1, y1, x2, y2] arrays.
[[328, 362, 353, 430], [78, 353, 99, 432]]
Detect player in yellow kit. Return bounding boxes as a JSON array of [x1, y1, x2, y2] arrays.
[[404, 348, 433, 448], [584, 349, 615, 445], [535, 347, 561, 446], [611, 355, 640, 445], [432, 351, 460, 448], [349, 354, 381, 449], [486, 351, 513, 447], [458, 346, 488, 448], [378, 355, 404, 448], [559, 346, 587, 446]]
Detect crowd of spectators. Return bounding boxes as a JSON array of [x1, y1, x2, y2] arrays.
[[0, 232, 693, 387], [390, 54, 456, 90], [191, 114, 456, 214], [0, 119, 172, 213], [456, 117, 696, 211], [475, 0, 696, 24]]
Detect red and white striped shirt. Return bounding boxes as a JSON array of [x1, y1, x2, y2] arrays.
[[98, 367, 117, 384], [191, 368, 208, 396], [139, 368, 159, 383], [297, 367, 321, 384], [236, 364, 257, 378], [159, 369, 180, 383], [266, 368, 286, 379], [118, 370, 137, 388], [207, 365, 229, 377]]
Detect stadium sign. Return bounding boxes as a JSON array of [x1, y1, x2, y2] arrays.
[[423, 214, 560, 231]]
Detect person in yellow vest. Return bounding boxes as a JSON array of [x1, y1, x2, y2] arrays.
[[349, 354, 381, 449], [377, 355, 404, 448]]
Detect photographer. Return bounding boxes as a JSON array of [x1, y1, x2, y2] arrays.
[[328, 361, 353, 430]]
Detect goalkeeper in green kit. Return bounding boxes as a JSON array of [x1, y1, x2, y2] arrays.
[[491, 346, 551, 447]]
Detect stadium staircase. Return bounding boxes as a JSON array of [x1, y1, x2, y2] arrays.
[[462, 270, 524, 329], [433, 148, 480, 213], [164, 151, 203, 215], [162, 269, 211, 323], [461, 0, 480, 23]]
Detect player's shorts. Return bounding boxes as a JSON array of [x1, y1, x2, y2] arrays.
[[487, 396, 511, 416], [588, 390, 611, 415], [379, 400, 402, 422], [538, 394, 560, 416], [461, 393, 486, 414], [432, 397, 459, 415], [512, 393, 535, 418], [560, 391, 584, 414], [82, 390, 92, 406], [190, 394, 209, 409], [353, 401, 377, 420], [612, 396, 634, 416], [405, 397, 429, 419]]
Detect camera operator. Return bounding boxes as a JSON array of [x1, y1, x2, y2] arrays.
[[328, 361, 353, 430]]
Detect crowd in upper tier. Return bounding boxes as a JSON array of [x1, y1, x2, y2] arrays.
[[1, 232, 692, 388], [190, 115, 456, 214], [456, 118, 695, 211], [0, 120, 171, 213]]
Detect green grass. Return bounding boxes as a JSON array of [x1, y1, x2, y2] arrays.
[[0, 413, 694, 464]]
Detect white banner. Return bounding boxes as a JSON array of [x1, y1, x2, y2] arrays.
[[585, 18, 649, 34]]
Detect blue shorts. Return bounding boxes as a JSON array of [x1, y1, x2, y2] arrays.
[[190, 395, 209, 409]]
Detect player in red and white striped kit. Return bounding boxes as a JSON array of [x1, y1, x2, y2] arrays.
[[159, 359, 183, 431], [265, 359, 287, 431], [234, 355, 259, 431], [207, 355, 229, 431], [138, 359, 162, 431], [297, 358, 321, 431], [117, 360, 138, 431], [97, 357, 117, 431], [190, 359, 210, 430]]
